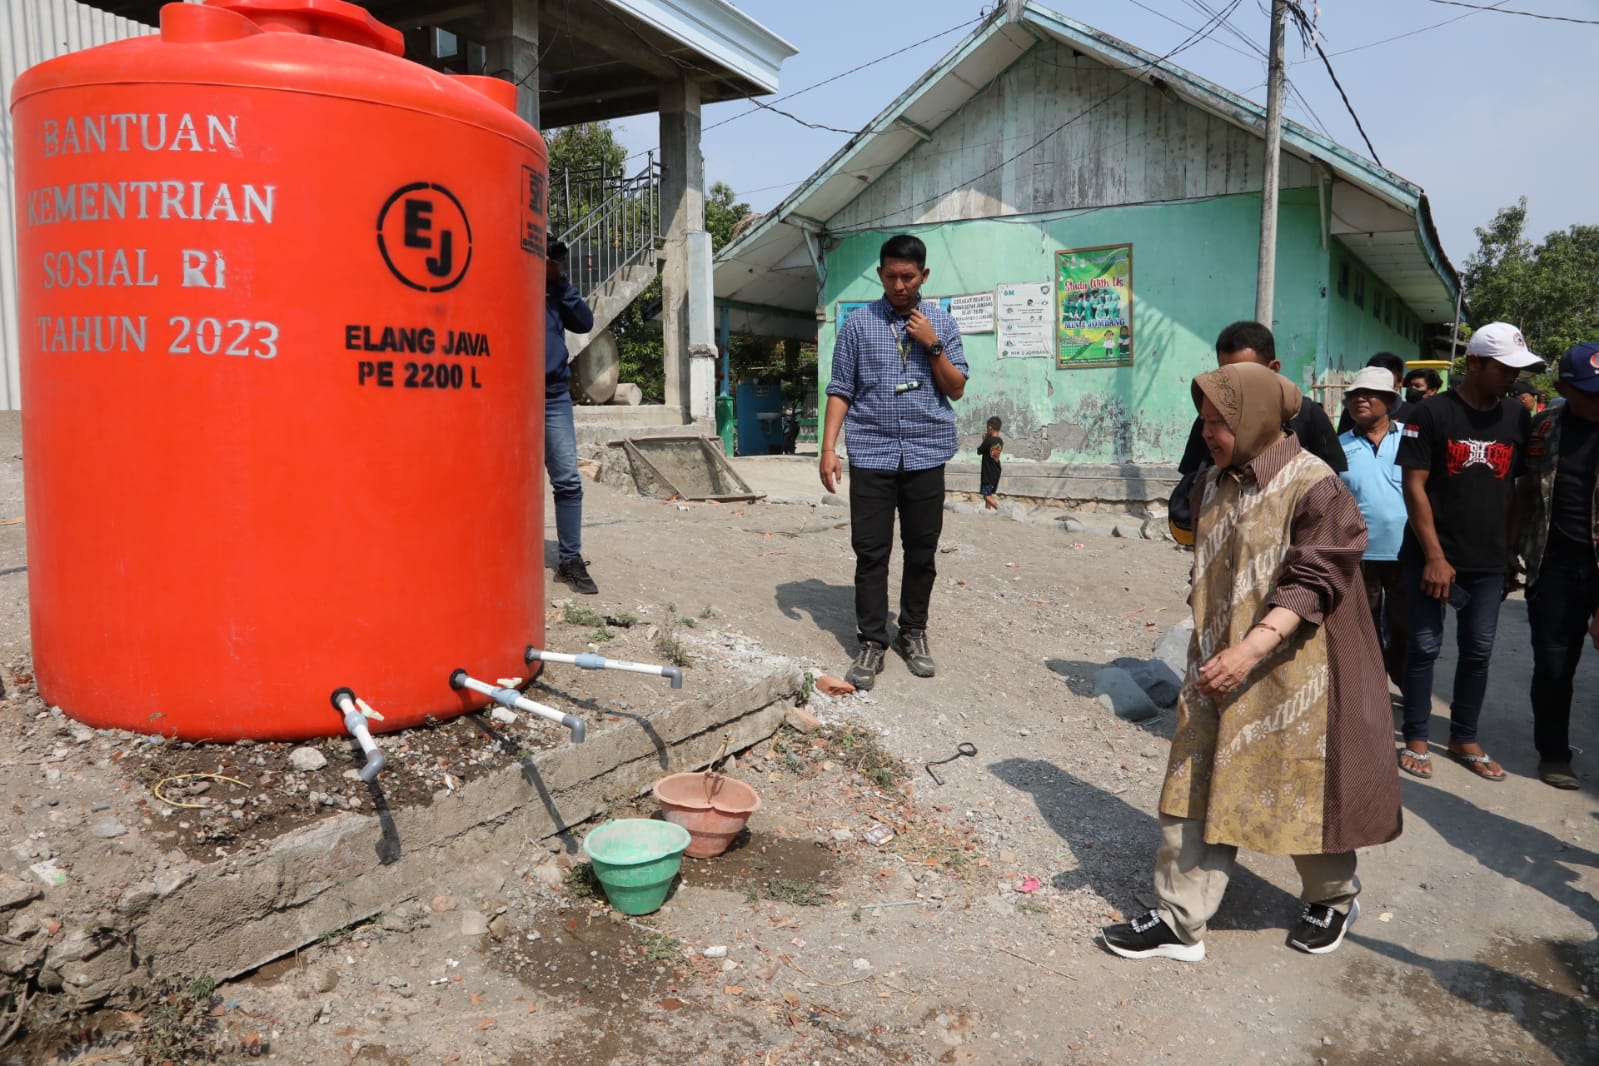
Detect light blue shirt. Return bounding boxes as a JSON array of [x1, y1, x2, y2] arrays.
[[1338, 422, 1407, 561]]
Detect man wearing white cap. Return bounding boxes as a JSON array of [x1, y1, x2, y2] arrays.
[[1395, 322, 1540, 782], [1339, 366, 1410, 688]]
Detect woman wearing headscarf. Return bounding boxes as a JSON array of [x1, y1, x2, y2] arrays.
[[1103, 362, 1401, 961]]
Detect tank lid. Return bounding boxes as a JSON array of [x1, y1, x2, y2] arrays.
[[197, 0, 405, 56]]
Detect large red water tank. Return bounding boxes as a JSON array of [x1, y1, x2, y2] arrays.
[[12, 0, 548, 740]]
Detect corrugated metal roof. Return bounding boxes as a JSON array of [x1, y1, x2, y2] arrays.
[[2, 0, 155, 410], [715, 0, 1459, 323]]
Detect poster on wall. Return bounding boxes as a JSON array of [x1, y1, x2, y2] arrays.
[[995, 282, 1054, 359], [946, 292, 995, 334], [1056, 243, 1133, 369]]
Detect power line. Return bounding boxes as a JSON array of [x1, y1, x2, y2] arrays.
[[1422, 0, 1599, 25], [1287, 2, 1383, 165], [831, 0, 1248, 234], [1319, 0, 1511, 56], [1181, 0, 1332, 137], [702, 17, 984, 135]]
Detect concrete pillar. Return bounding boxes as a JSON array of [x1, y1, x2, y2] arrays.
[[659, 78, 704, 417], [484, 0, 539, 129]]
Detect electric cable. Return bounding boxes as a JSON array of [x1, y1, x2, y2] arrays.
[[1287, 1, 1383, 165], [1422, 0, 1599, 25], [830, 0, 1247, 234]]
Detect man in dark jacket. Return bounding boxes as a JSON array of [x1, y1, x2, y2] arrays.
[[545, 240, 598, 594], [1177, 321, 1347, 478]]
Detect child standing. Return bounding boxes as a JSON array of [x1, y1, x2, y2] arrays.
[[979, 416, 1004, 510]]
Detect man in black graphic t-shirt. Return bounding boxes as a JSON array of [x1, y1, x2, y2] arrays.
[[1395, 322, 1539, 783]]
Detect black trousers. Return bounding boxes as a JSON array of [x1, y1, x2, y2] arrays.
[[1360, 559, 1408, 689], [1528, 533, 1599, 763], [848, 464, 946, 647]]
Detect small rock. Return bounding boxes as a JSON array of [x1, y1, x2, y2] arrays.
[[831, 828, 854, 843], [1110, 657, 1183, 706], [312, 967, 339, 993], [815, 675, 856, 697], [702, 945, 728, 958], [784, 704, 823, 733], [290, 748, 328, 772], [460, 911, 489, 937], [431, 895, 458, 913], [89, 817, 127, 840], [0, 874, 41, 911], [532, 861, 565, 889], [1093, 668, 1160, 723], [1153, 619, 1195, 679], [852, 958, 871, 972], [489, 707, 517, 725]]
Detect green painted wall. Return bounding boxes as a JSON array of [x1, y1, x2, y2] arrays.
[[818, 188, 1329, 466], [1325, 237, 1426, 374]]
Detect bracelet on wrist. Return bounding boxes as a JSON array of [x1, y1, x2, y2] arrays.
[[1250, 621, 1284, 643]]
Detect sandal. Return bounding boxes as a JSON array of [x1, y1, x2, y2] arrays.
[[1397, 747, 1433, 779], [1448, 748, 1505, 782]]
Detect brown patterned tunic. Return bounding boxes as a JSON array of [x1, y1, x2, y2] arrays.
[[1159, 435, 1402, 855]]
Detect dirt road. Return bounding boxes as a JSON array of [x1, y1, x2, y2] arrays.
[[1, 443, 1595, 1065]]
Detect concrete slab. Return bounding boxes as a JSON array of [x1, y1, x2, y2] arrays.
[[135, 667, 801, 980]]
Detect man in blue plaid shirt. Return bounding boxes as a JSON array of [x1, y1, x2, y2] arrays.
[[821, 234, 969, 690]]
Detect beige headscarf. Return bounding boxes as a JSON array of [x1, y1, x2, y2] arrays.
[[1191, 362, 1302, 468]]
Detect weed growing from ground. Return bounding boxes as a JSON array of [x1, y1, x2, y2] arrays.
[[745, 877, 827, 907], [564, 862, 605, 901], [563, 604, 605, 627], [656, 604, 692, 668], [821, 725, 909, 790], [637, 931, 682, 963], [129, 974, 221, 1065]]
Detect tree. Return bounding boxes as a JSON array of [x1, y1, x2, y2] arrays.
[[1463, 198, 1599, 386], [705, 181, 752, 254]]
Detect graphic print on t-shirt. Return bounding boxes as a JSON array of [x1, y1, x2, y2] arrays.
[[1445, 439, 1515, 478]]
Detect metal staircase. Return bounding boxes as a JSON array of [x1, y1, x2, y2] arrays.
[[550, 154, 662, 357]]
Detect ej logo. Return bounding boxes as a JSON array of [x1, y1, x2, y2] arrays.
[[377, 183, 473, 292]]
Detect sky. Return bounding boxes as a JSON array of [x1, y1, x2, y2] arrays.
[[607, 0, 1599, 272]]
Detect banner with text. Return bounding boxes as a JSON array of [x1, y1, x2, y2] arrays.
[[1056, 244, 1132, 369]]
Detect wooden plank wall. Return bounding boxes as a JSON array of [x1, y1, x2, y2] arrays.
[[830, 42, 1318, 232]]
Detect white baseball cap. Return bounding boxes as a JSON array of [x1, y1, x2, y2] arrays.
[[1465, 321, 1543, 369]]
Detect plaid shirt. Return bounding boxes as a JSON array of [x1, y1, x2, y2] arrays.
[[826, 297, 968, 472]]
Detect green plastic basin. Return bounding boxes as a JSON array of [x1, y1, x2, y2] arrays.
[[582, 819, 691, 915]]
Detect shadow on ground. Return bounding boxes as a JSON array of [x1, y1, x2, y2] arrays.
[[990, 757, 1302, 933], [775, 578, 857, 655]]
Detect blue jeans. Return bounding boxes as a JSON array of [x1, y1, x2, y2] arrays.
[[544, 390, 583, 566], [1527, 534, 1599, 763], [1400, 566, 1505, 745]]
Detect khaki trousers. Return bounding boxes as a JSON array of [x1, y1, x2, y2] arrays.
[[1154, 813, 1359, 945]]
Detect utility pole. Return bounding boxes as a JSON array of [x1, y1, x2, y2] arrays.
[[1255, 0, 1288, 325]]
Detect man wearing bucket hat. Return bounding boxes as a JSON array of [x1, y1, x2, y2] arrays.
[[1514, 341, 1599, 789], [1395, 322, 1539, 782], [1338, 366, 1410, 688]]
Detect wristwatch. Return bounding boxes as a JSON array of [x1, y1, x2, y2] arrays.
[[927, 341, 945, 358]]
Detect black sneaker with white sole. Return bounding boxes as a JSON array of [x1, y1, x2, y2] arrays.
[[1288, 898, 1360, 954], [1101, 910, 1205, 962]]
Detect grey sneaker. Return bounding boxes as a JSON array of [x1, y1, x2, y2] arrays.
[[893, 628, 936, 678], [844, 642, 886, 691]]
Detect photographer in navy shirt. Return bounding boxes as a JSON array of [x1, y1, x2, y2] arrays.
[[821, 235, 968, 691]]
